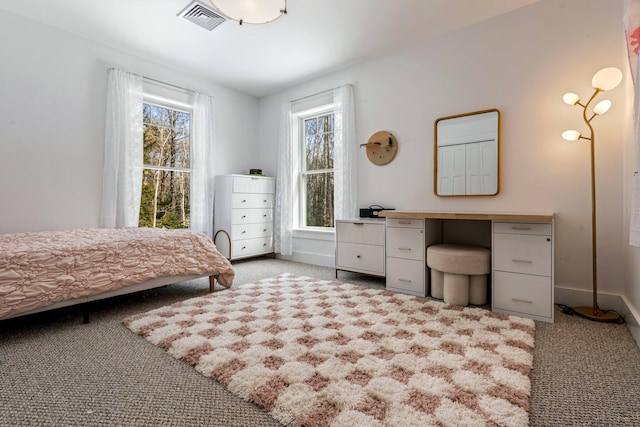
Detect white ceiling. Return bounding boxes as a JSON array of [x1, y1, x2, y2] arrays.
[[0, 0, 540, 97]]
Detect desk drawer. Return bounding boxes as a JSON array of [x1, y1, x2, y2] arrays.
[[336, 242, 384, 275], [386, 258, 425, 296], [386, 227, 424, 261], [336, 221, 385, 246], [493, 271, 552, 318], [493, 233, 552, 276], [387, 218, 424, 229], [493, 222, 551, 236]]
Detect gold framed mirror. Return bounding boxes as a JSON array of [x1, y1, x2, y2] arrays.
[[434, 109, 500, 197]]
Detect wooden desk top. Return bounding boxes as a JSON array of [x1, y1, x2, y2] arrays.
[[378, 211, 554, 222]]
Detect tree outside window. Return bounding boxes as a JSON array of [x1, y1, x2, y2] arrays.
[[139, 102, 191, 229], [301, 112, 334, 228]]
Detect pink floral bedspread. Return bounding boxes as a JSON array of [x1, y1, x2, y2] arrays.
[[0, 228, 235, 320]]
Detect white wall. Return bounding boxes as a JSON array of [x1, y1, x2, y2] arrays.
[[258, 0, 631, 307], [623, 1, 640, 341], [0, 9, 259, 234]]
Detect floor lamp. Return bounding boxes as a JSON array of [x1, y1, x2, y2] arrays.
[[561, 66, 622, 322]]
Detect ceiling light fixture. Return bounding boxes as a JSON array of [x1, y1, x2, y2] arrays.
[[210, 0, 287, 25]]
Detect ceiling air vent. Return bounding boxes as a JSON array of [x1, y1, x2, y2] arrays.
[[178, 1, 226, 31]]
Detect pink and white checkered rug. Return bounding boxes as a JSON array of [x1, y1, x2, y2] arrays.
[[124, 274, 535, 426]]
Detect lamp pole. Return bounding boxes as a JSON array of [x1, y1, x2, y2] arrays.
[[584, 89, 599, 317]]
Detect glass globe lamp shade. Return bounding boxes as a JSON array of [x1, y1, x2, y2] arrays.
[[563, 93, 580, 105], [562, 130, 582, 141], [211, 0, 286, 24], [593, 99, 612, 115], [591, 67, 622, 91]]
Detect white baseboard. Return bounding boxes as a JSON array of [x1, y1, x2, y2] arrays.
[[276, 251, 335, 268], [555, 284, 640, 348], [620, 295, 640, 347], [554, 285, 623, 312]]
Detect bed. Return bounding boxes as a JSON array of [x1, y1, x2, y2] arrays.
[[0, 227, 235, 321]]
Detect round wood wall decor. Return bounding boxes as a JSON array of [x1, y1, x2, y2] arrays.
[[361, 131, 398, 165]]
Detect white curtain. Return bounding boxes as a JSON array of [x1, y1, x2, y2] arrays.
[[275, 102, 294, 255], [100, 69, 215, 237], [100, 68, 143, 228], [275, 84, 357, 255], [191, 93, 216, 238], [625, 1, 640, 246], [333, 84, 358, 220]]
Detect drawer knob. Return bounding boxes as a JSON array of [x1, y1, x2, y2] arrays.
[[263, 214, 267, 217], [356, 255, 361, 258], [512, 259, 532, 263], [512, 298, 532, 304], [263, 228, 267, 232], [398, 247, 412, 251], [241, 231, 246, 234], [242, 215, 247, 219], [242, 199, 247, 203], [263, 199, 267, 203], [241, 246, 246, 250]]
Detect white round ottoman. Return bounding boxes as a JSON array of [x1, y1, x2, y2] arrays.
[[426, 244, 490, 306]]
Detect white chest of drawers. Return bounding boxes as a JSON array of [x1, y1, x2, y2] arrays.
[[492, 221, 554, 322], [335, 219, 385, 277], [214, 174, 275, 261]]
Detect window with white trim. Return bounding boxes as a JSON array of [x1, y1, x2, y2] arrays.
[[296, 107, 335, 229], [139, 100, 192, 229]]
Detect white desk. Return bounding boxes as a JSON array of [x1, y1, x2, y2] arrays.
[[378, 211, 555, 323]]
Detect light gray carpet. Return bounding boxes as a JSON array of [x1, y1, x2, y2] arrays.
[[1, 258, 639, 426]]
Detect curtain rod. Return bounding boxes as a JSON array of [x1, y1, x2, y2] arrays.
[[291, 88, 333, 104], [290, 83, 353, 104], [108, 67, 196, 95]]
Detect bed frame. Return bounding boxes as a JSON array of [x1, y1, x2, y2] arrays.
[[2, 274, 218, 323]]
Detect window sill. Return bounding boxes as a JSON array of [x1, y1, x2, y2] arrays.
[[292, 228, 335, 241]]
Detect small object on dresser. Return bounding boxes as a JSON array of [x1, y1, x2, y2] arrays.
[[360, 205, 394, 218], [249, 168, 263, 175]]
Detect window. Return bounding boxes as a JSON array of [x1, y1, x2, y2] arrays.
[[275, 85, 355, 255], [139, 102, 192, 229], [101, 69, 214, 235], [298, 109, 335, 228]]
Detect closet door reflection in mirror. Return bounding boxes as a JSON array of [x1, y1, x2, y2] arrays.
[[434, 109, 499, 196]]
